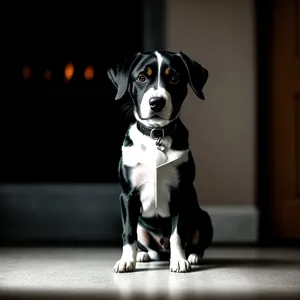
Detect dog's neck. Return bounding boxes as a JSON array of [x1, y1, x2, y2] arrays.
[[136, 119, 179, 140], [126, 119, 189, 168], [134, 111, 180, 140]]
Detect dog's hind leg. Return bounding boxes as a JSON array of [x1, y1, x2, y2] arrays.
[[186, 229, 203, 265], [185, 208, 213, 265], [136, 224, 166, 262], [136, 224, 151, 262]]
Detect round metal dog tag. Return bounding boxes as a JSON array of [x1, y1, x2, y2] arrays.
[[157, 144, 165, 151]]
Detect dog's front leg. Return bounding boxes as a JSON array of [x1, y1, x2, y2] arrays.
[[114, 191, 141, 273], [169, 215, 191, 273]]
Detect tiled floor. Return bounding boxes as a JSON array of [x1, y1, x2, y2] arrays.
[[0, 247, 300, 299]]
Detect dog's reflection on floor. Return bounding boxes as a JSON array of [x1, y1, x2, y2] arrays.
[[112, 257, 300, 299], [113, 260, 217, 299]]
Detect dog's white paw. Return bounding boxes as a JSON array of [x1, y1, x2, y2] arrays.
[[170, 258, 191, 273], [147, 250, 160, 261], [114, 259, 136, 273], [188, 253, 202, 265], [136, 251, 150, 262]]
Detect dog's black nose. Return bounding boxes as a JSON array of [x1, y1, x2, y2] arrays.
[[149, 97, 165, 112]]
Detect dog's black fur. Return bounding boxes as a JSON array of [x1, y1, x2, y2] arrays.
[[108, 51, 213, 273]]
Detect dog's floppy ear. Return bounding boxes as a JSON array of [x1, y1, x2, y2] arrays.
[[177, 52, 208, 100], [107, 52, 142, 100]]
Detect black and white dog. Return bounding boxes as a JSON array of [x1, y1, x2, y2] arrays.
[[108, 51, 213, 273]]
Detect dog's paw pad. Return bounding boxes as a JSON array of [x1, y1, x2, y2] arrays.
[[188, 253, 202, 265], [170, 258, 191, 273], [114, 259, 136, 273], [136, 251, 150, 262]]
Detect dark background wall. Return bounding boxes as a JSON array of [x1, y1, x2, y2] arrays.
[[3, 1, 144, 184], [0, 0, 165, 246]]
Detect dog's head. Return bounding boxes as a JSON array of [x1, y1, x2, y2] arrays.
[[108, 51, 208, 127]]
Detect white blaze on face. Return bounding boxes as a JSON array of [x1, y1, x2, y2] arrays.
[[156, 50, 163, 87], [139, 51, 173, 124]]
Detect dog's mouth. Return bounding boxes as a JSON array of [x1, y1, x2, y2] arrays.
[[139, 114, 166, 121], [134, 109, 180, 128], [134, 109, 173, 127], [136, 107, 170, 121]]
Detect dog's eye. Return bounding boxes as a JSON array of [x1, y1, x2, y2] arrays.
[[170, 75, 179, 84], [137, 74, 147, 83]]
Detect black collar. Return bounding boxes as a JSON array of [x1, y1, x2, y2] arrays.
[[136, 119, 178, 139]]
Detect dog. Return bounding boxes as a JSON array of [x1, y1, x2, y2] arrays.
[[107, 50, 213, 273]]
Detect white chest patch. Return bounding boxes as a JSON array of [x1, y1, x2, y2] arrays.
[[122, 124, 190, 218]]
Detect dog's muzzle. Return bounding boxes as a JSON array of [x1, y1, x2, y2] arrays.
[[149, 97, 165, 113]]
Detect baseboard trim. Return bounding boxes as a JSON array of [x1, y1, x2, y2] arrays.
[[0, 184, 258, 245], [203, 205, 259, 244]]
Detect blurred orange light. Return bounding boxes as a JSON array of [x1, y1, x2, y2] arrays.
[[84, 65, 94, 80], [22, 65, 31, 80], [64, 62, 74, 80], [44, 69, 52, 80]]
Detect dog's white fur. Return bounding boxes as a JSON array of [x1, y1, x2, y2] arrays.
[[170, 217, 191, 272], [123, 123, 189, 218], [114, 51, 192, 273], [114, 242, 137, 272]]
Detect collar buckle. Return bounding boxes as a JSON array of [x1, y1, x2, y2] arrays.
[[150, 128, 165, 139]]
